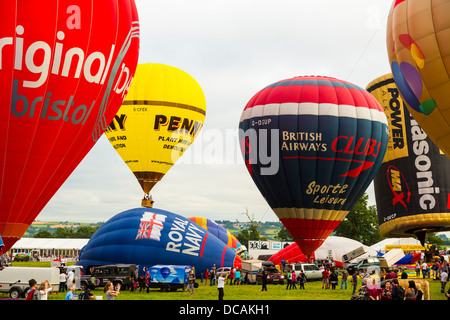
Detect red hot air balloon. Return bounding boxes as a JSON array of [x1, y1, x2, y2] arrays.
[[0, 1, 140, 254]]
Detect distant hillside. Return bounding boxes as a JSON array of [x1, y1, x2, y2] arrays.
[[26, 220, 283, 240], [215, 220, 283, 240], [25, 221, 103, 237]]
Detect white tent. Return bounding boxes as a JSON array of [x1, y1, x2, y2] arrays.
[[10, 238, 89, 257], [315, 236, 378, 263], [370, 237, 422, 253]]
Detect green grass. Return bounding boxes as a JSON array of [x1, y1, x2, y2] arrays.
[[41, 278, 448, 301], [3, 261, 448, 301]]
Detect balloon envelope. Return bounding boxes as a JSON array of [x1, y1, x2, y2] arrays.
[[367, 74, 450, 242], [188, 216, 241, 251], [239, 76, 388, 256], [105, 63, 206, 194], [268, 243, 310, 266], [0, 0, 140, 254], [77, 207, 241, 277], [387, 0, 450, 157]]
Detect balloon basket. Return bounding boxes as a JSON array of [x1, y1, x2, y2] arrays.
[[141, 199, 154, 208]]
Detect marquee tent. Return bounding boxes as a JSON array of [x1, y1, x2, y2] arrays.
[[9, 238, 89, 258], [370, 237, 422, 253]]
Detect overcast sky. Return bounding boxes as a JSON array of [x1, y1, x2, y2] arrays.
[[37, 0, 394, 224]]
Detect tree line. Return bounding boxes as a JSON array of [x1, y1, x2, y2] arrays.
[[33, 225, 101, 239]]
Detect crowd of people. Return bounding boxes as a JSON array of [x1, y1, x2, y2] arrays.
[[17, 249, 450, 301]]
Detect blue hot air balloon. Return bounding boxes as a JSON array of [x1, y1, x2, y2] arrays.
[[239, 76, 389, 256], [77, 207, 241, 277]]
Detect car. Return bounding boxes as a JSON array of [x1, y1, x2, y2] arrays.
[[346, 256, 381, 274], [215, 267, 232, 278], [256, 267, 285, 285], [285, 263, 323, 281], [79, 264, 138, 291]]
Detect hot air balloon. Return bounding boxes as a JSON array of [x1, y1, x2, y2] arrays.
[[77, 207, 241, 277], [268, 242, 310, 266], [188, 216, 242, 251], [105, 63, 206, 207], [367, 74, 450, 244], [387, 0, 450, 157], [0, 0, 140, 254], [239, 76, 389, 256]]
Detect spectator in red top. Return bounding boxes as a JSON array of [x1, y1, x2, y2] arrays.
[[322, 268, 330, 289], [229, 268, 235, 285]]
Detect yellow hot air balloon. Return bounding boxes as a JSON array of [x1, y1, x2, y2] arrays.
[[387, 0, 450, 158], [105, 64, 206, 206]]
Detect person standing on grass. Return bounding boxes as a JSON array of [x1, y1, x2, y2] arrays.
[[59, 271, 67, 293], [340, 268, 348, 290], [322, 268, 330, 289], [229, 267, 235, 285], [298, 271, 306, 289], [187, 270, 196, 296], [286, 270, 292, 290], [217, 273, 227, 300], [204, 268, 209, 286], [234, 268, 241, 285], [291, 271, 297, 289], [261, 268, 268, 292], [210, 265, 216, 286], [440, 268, 448, 293], [352, 270, 358, 295]]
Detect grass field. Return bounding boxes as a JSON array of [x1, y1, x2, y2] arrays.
[[4, 261, 448, 301], [46, 278, 447, 301]]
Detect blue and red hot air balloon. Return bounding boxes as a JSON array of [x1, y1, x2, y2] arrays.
[[239, 76, 389, 256], [77, 207, 241, 277]]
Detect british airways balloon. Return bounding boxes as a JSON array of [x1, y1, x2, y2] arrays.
[[78, 207, 241, 276], [239, 76, 389, 256]]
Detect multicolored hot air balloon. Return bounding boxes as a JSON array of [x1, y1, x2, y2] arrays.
[[367, 74, 450, 244], [387, 0, 450, 157], [77, 207, 241, 277], [188, 216, 242, 251], [105, 63, 206, 206], [0, 0, 140, 254], [239, 76, 389, 256]]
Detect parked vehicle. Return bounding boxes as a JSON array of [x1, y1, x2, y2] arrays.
[[0, 267, 60, 299], [285, 263, 323, 281], [148, 265, 192, 292], [241, 259, 264, 284], [347, 252, 402, 275], [79, 264, 138, 291], [346, 256, 381, 274], [13, 252, 31, 262], [256, 267, 285, 285], [215, 267, 232, 278]]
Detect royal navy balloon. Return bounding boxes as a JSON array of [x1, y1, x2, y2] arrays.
[[239, 76, 389, 256], [77, 207, 241, 276]]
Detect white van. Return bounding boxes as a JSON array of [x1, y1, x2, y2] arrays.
[[0, 267, 60, 299]]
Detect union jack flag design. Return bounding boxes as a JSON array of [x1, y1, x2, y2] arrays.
[[135, 212, 166, 241]]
